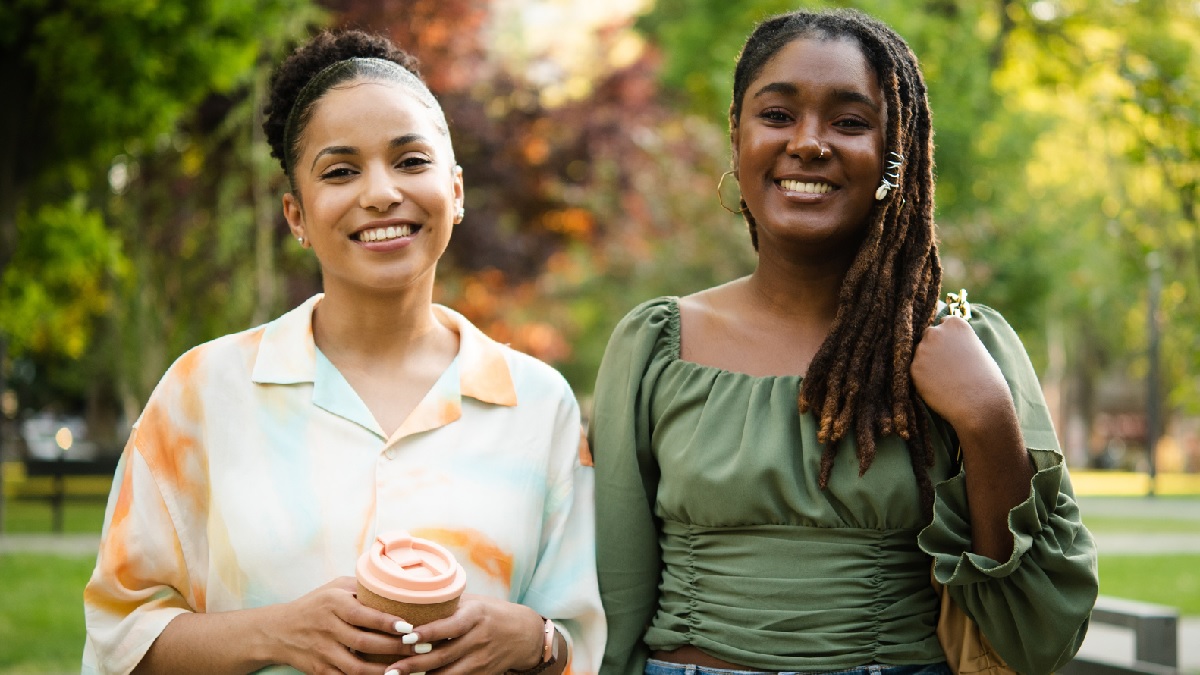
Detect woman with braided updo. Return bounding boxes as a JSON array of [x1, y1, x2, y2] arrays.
[[84, 30, 603, 675], [590, 9, 1096, 675]]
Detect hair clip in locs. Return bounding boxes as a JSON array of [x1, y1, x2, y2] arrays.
[[875, 152, 903, 200], [945, 289, 972, 320]]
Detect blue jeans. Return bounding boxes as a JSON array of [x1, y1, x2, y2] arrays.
[[644, 659, 953, 675]]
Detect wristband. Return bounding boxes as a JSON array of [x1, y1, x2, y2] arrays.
[[511, 617, 558, 675]]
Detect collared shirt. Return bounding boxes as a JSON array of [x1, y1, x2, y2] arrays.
[[83, 295, 604, 674]]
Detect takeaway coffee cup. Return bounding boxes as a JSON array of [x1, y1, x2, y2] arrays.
[[355, 531, 467, 663]]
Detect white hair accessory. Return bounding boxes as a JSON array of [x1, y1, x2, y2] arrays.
[[875, 152, 903, 200]]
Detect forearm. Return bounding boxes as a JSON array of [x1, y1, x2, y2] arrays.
[[133, 605, 282, 674], [957, 403, 1036, 561]]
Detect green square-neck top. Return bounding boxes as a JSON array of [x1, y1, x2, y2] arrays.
[[589, 297, 1097, 675]]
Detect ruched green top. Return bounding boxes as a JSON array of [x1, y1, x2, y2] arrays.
[[589, 297, 1097, 675]]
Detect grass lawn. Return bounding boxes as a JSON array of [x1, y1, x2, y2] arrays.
[[3, 500, 108, 534], [1084, 514, 1200, 534], [1, 498, 104, 672], [0, 554, 92, 672], [1099, 554, 1200, 615]]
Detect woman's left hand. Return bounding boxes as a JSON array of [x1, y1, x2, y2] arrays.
[[381, 593, 546, 675], [912, 314, 1035, 560], [910, 315, 1013, 436]]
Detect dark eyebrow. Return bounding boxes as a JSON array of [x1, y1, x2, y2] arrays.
[[310, 134, 433, 171], [389, 133, 429, 149], [311, 146, 356, 171], [752, 82, 881, 113], [831, 88, 881, 113], [752, 82, 798, 99]]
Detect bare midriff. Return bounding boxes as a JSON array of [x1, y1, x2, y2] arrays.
[[650, 646, 771, 672]]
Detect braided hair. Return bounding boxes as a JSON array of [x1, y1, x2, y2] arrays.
[[730, 9, 942, 516], [262, 29, 450, 191]]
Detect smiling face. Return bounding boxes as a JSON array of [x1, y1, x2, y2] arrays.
[[283, 77, 463, 298], [732, 36, 885, 261]]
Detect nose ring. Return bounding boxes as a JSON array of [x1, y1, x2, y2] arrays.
[[818, 146, 830, 159]]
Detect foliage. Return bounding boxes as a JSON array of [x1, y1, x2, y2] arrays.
[[0, 198, 125, 358], [0, 0, 324, 439], [0, 0, 318, 269]]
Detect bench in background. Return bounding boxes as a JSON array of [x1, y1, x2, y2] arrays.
[[19, 457, 119, 533], [1062, 595, 1180, 675]]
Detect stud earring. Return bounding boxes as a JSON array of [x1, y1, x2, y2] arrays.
[[717, 170, 745, 215], [296, 236, 305, 246], [875, 152, 904, 200], [455, 206, 465, 223]]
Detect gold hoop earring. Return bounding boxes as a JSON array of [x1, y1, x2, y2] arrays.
[[717, 170, 745, 215]]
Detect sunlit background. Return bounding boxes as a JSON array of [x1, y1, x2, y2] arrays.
[[0, 0, 1198, 671]]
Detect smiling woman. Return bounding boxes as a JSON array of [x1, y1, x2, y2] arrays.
[[81, 30, 602, 675], [589, 8, 1098, 675]]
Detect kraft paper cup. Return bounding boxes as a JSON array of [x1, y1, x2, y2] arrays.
[[355, 531, 467, 664]]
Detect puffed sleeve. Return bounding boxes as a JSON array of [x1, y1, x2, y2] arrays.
[[917, 304, 1099, 674], [520, 373, 606, 675], [589, 298, 677, 675]]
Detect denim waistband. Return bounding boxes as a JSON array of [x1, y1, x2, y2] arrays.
[[644, 659, 952, 675]]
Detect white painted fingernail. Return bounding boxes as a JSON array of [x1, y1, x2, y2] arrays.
[[385, 670, 400, 675], [402, 632, 420, 644], [394, 620, 413, 633], [414, 643, 433, 654]]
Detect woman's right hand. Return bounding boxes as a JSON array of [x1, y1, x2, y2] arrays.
[[134, 576, 410, 673], [272, 576, 412, 674]]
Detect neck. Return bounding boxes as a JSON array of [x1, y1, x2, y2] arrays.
[[312, 281, 444, 362], [746, 247, 849, 324]]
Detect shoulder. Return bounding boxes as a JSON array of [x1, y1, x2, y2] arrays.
[[499, 342, 577, 404], [617, 295, 677, 327], [607, 296, 679, 347], [593, 296, 682, 397], [148, 323, 270, 405], [962, 303, 1032, 366]]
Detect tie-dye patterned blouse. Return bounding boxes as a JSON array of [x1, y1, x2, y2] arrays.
[[83, 295, 604, 675]]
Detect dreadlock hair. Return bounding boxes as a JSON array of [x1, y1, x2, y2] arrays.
[[262, 29, 452, 192], [729, 8, 943, 518]]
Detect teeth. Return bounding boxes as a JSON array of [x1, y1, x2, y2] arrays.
[[361, 225, 413, 242], [780, 180, 832, 194]]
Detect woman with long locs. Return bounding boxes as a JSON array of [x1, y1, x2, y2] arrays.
[[589, 9, 1097, 675]]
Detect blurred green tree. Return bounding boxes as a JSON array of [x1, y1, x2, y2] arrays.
[[0, 0, 322, 442]]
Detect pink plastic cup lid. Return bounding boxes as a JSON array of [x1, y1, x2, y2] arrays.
[[356, 531, 467, 604]]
